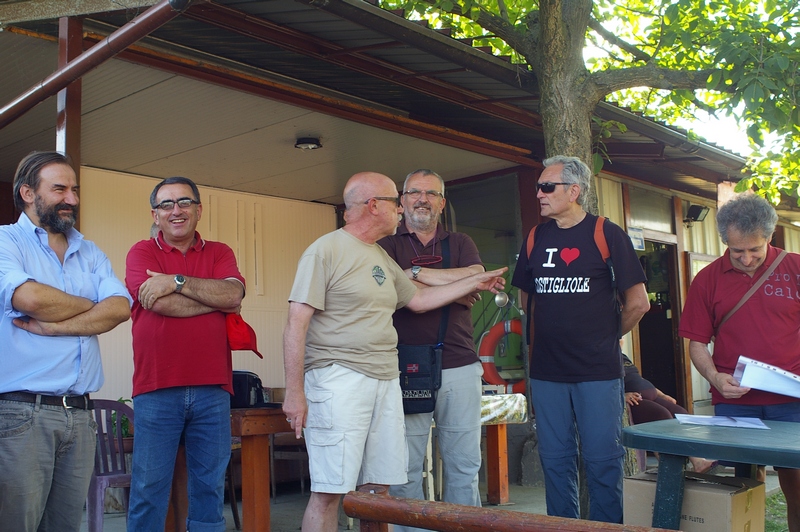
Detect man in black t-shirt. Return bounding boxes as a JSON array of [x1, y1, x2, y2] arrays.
[[511, 156, 649, 523]]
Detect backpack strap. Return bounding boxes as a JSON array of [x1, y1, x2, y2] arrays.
[[594, 216, 610, 260], [713, 249, 787, 339], [526, 215, 609, 260], [525, 225, 539, 260]]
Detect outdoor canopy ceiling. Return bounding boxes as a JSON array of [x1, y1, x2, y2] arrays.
[[0, 0, 751, 209]]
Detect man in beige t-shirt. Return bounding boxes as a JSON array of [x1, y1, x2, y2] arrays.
[[283, 171, 506, 532]]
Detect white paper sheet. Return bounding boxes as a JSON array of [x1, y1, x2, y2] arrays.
[[674, 414, 769, 429], [733, 356, 800, 399]]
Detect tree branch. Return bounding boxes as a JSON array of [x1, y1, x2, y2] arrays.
[[471, 5, 527, 52], [411, 0, 529, 57], [589, 64, 726, 100], [587, 17, 651, 63], [496, 0, 509, 24]]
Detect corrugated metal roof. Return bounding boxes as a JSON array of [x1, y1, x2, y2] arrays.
[[0, 0, 756, 211]]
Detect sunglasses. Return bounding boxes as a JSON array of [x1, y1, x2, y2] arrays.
[[364, 196, 402, 207], [536, 182, 572, 194]]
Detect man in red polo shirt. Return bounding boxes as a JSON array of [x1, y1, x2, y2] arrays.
[[680, 193, 800, 531], [125, 177, 245, 532]]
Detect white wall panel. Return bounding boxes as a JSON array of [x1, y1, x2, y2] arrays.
[[80, 167, 335, 401], [782, 224, 800, 253], [597, 175, 624, 228]]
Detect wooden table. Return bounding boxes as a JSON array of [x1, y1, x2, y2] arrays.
[[622, 418, 800, 530], [230, 407, 292, 532]]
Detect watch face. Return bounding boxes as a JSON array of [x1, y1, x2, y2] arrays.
[[175, 275, 186, 284]]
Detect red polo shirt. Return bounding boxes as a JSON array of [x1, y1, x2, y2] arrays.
[[126, 232, 245, 396], [680, 245, 800, 405]]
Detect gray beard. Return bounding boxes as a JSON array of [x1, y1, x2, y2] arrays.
[[406, 208, 439, 233]]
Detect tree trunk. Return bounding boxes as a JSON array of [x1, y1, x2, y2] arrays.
[[539, 82, 598, 215], [526, 0, 600, 215]]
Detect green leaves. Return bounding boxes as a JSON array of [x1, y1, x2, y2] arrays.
[[377, 0, 800, 201], [592, 117, 628, 175]]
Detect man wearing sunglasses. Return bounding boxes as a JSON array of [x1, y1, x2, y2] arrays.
[[125, 177, 245, 531], [378, 169, 485, 524], [283, 171, 507, 532], [511, 156, 649, 523]]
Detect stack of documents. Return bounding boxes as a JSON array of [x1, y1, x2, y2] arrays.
[[733, 355, 800, 399], [674, 414, 768, 428]]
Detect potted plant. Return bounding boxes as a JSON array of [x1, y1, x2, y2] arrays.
[[112, 398, 134, 454]]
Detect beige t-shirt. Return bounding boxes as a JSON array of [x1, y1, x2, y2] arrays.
[[289, 228, 417, 380]]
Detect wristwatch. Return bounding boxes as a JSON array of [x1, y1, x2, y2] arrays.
[[411, 266, 422, 280], [174, 274, 186, 293]]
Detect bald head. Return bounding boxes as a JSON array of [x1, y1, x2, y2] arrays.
[[343, 172, 397, 211], [341, 171, 402, 243]]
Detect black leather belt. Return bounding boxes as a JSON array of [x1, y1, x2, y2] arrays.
[[0, 391, 92, 410]]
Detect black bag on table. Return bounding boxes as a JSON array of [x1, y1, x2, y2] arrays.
[[397, 238, 450, 415], [231, 370, 267, 408]]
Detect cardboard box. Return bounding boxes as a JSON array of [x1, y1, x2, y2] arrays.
[[624, 472, 765, 532]]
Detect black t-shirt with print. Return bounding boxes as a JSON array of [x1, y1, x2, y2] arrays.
[[512, 214, 646, 382]]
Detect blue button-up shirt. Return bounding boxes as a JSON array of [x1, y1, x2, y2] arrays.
[[0, 213, 132, 395]]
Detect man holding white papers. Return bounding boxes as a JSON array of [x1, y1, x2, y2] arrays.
[[679, 194, 800, 531]]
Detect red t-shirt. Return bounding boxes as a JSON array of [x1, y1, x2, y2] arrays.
[[125, 233, 245, 396], [679, 245, 800, 405]]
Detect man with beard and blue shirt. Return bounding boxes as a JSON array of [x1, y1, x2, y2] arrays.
[[0, 151, 132, 531]]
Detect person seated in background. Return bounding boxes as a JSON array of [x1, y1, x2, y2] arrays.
[[623, 350, 716, 473]]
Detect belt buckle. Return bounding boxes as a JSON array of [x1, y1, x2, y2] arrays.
[[62, 395, 73, 409]]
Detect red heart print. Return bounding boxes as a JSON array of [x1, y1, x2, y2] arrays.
[[560, 248, 580, 266]]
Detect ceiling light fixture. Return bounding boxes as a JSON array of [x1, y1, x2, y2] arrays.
[[295, 137, 322, 150]]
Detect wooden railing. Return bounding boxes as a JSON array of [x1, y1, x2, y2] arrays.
[[343, 484, 671, 532]]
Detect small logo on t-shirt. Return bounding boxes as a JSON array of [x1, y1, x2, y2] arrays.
[[560, 248, 580, 266], [543, 247, 581, 267], [372, 265, 386, 285]]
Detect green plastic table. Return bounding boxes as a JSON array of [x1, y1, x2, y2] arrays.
[[622, 418, 800, 529]]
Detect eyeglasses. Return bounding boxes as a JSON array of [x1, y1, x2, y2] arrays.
[[403, 189, 444, 200], [364, 196, 402, 207], [153, 198, 201, 211], [536, 182, 572, 194]]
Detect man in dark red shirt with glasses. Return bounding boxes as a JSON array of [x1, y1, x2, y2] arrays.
[[379, 169, 485, 525]]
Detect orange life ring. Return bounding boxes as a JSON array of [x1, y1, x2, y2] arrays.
[[478, 319, 526, 393]]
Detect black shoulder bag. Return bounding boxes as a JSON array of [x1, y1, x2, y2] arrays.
[[397, 237, 450, 414]]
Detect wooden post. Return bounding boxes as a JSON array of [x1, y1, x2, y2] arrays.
[[485, 424, 509, 504], [354, 484, 389, 532], [57, 16, 82, 162], [230, 408, 292, 532]]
